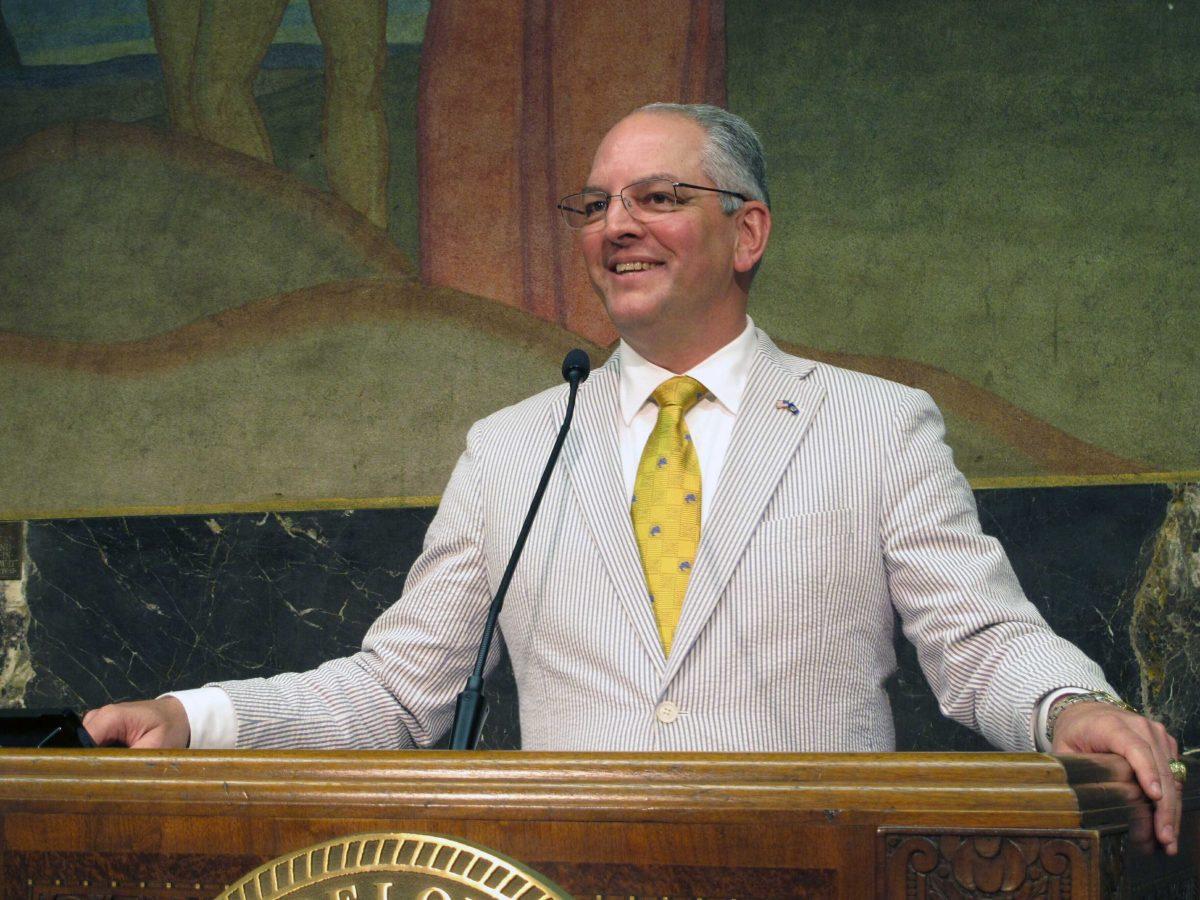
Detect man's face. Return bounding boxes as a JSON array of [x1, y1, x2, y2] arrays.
[[579, 112, 749, 359]]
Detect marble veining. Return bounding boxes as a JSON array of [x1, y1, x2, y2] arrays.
[[24, 510, 430, 706], [13, 484, 1195, 751], [1130, 484, 1200, 739], [0, 575, 33, 706], [22, 508, 520, 748], [891, 483, 1179, 749]]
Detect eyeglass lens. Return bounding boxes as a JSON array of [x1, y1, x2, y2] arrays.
[[559, 179, 679, 228]]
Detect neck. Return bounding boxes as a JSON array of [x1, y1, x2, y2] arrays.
[[625, 314, 748, 374]]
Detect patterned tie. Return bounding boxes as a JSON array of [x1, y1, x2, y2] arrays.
[[631, 376, 707, 655]]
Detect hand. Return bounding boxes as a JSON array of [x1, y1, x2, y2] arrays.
[[82, 697, 191, 749], [1051, 701, 1182, 855]]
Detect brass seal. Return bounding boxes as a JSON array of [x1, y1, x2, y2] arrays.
[[216, 832, 569, 900]]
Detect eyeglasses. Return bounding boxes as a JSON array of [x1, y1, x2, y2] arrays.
[[557, 179, 749, 229]]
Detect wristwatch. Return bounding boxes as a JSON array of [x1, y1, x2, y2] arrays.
[[1046, 690, 1136, 744]]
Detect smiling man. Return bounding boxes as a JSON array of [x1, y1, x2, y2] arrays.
[[573, 110, 768, 372], [85, 103, 1184, 852]]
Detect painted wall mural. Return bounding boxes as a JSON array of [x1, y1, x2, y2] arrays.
[[0, 0, 1196, 519], [0, 1, 1197, 751]]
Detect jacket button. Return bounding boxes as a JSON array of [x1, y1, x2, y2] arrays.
[[655, 700, 679, 724]]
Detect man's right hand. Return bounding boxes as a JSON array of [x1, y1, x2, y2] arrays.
[[82, 696, 191, 748]]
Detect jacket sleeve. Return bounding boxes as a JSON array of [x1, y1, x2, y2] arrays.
[[213, 421, 502, 749], [880, 387, 1114, 750]]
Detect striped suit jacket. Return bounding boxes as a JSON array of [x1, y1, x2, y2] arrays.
[[218, 329, 1112, 751]]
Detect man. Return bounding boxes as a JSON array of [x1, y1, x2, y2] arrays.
[[85, 103, 1184, 852]]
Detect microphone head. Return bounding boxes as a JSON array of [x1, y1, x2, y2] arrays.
[[562, 348, 591, 384]]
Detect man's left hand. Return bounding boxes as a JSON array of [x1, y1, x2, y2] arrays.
[[1051, 701, 1183, 855]]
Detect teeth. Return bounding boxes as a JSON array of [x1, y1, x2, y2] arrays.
[[614, 261, 660, 273]]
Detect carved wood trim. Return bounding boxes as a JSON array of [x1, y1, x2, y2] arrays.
[[877, 827, 1101, 899]]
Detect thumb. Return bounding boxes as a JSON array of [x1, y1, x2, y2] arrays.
[[82, 698, 190, 748]]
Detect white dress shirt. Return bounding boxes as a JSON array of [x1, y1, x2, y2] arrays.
[[616, 316, 757, 517], [171, 316, 1070, 749]]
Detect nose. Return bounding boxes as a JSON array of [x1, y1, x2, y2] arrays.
[[601, 192, 643, 240]]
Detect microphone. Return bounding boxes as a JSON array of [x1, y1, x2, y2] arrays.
[[562, 348, 590, 384], [449, 349, 591, 750]]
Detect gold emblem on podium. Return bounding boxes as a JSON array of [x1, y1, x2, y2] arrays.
[[217, 832, 569, 900]]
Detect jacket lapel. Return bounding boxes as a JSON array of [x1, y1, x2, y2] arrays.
[[662, 333, 826, 685], [555, 357, 667, 670]]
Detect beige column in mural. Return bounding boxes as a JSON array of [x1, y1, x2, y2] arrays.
[[418, 0, 727, 346], [147, 0, 390, 229]]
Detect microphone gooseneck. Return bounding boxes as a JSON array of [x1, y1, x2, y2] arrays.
[[449, 349, 591, 750]]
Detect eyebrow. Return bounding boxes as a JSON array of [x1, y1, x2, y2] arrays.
[[581, 173, 680, 193]]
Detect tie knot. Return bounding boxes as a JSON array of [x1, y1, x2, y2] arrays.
[[652, 375, 708, 412]]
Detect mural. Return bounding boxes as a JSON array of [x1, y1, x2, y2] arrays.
[[730, 2, 1199, 484], [0, 0, 1196, 519], [0, 0, 1196, 757], [146, 0, 390, 229]]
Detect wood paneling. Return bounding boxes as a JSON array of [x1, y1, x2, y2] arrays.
[[0, 750, 1194, 898]]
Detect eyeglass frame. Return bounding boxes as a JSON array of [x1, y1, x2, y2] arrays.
[[556, 179, 750, 229]]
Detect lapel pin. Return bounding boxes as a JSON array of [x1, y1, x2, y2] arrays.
[[775, 400, 799, 416]]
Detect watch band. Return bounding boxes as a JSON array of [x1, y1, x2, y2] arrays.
[[1045, 690, 1136, 744]]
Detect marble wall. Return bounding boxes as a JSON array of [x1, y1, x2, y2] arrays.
[[2, 483, 1195, 751]]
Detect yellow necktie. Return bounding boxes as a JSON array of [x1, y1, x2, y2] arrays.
[[632, 376, 707, 655]]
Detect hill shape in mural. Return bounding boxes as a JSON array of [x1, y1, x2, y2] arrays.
[[0, 276, 605, 515], [0, 122, 1154, 516], [0, 121, 411, 342], [0, 121, 603, 514]]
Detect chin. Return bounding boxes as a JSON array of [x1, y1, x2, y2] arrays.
[[601, 293, 668, 334]]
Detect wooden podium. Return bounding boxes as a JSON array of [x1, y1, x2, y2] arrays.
[[0, 750, 1195, 898]]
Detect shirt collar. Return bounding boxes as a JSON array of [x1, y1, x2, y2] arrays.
[[616, 317, 757, 424]]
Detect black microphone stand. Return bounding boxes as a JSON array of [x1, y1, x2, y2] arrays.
[[448, 350, 590, 750]]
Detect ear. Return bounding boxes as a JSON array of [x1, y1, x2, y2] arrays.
[[732, 201, 771, 274]]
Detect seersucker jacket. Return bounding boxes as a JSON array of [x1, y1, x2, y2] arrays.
[[217, 329, 1113, 751]]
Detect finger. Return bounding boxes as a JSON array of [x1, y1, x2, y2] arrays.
[[1126, 809, 1157, 857], [79, 706, 129, 747], [1122, 731, 1162, 797], [1112, 725, 1177, 849], [129, 728, 171, 749], [83, 702, 165, 748], [1149, 721, 1184, 848], [1141, 721, 1181, 852]]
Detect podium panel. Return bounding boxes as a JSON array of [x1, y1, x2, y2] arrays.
[[0, 750, 1194, 898]]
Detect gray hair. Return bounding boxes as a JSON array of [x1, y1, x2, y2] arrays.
[[636, 102, 771, 213]]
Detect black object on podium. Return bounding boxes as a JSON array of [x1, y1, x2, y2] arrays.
[[0, 709, 95, 748]]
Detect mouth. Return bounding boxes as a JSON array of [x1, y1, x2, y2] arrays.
[[610, 261, 664, 274]]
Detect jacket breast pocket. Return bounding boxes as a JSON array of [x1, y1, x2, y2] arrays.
[[753, 508, 853, 549], [725, 509, 862, 681], [734, 508, 856, 605]]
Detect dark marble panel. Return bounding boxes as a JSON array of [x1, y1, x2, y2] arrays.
[[24, 509, 519, 749], [892, 483, 1175, 750], [21, 483, 1190, 751]]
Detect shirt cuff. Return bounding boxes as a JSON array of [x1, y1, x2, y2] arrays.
[[164, 687, 239, 749], [1034, 687, 1092, 751]]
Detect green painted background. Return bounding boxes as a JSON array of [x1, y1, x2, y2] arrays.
[[730, 1, 1198, 476], [0, 1, 1196, 516]]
